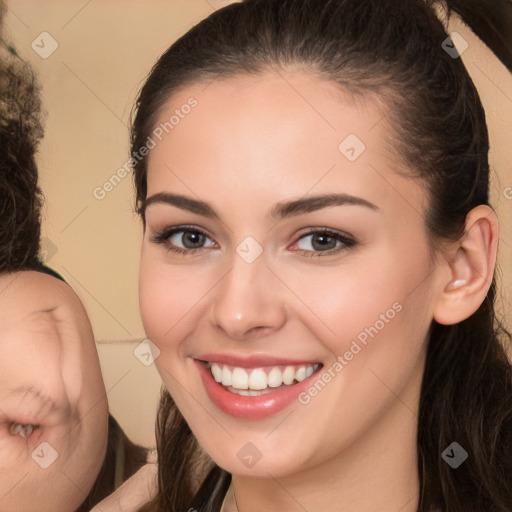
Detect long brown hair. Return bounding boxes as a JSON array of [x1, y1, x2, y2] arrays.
[[130, 1, 512, 510]]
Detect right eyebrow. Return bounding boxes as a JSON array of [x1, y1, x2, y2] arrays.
[[143, 192, 220, 220]]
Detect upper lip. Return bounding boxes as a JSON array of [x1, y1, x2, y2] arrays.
[[196, 352, 321, 368]]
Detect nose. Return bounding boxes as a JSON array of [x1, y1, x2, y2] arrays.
[[209, 252, 287, 341]]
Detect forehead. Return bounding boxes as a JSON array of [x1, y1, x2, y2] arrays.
[[145, 70, 427, 220], [148, 70, 390, 178]]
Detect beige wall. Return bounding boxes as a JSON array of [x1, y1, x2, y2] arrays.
[[4, 1, 511, 447]]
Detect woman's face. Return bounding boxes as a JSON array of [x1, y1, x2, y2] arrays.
[[139, 70, 446, 477], [0, 271, 109, 511]]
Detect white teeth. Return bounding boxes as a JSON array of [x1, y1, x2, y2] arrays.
[[248, 368, 267, 390], [295, 366, 307, 382], [231, 367, 249, 389], [267, 367, 283, 388], [221, 366, 232, 386], [9, 423, 36, 439], [282, 366, 296, 385], [211, 364, 223, 383], [208, 362, 320, 392]]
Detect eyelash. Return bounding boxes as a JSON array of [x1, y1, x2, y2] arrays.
[[150, 225, 356, 257]]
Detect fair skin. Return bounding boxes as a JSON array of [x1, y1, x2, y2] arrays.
[[0, 271, 109, 511], [138, 69, 498, 511]]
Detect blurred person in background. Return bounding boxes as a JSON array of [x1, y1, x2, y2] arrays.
[[0, 2, 151, 510]]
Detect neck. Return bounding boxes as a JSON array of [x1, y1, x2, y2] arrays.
[[227, 365, 423, 512]]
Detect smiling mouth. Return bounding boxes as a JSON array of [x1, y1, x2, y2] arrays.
[[205, 361, 322, 396]]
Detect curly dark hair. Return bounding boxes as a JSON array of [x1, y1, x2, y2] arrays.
[[0, 5, 45, 272]]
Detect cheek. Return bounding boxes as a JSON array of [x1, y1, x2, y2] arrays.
[[288, 251, 431, 365], [282, 260, 402, 349], [139, 262, 200, 410], [139, 251, 174, 342], [139, 254, 206, 352]]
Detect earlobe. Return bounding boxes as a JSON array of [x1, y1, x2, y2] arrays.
[[433, 205, 499, 326]]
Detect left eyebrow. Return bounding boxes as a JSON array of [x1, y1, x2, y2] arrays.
[[142, 192, 380, 222], [269, 193, 380, 220]]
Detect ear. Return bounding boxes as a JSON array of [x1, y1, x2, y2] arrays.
[[433, 205, 499, 325]]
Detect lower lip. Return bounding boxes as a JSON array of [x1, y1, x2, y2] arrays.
[[195, 360, 320, 420], [29, 426, 44, 446]]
